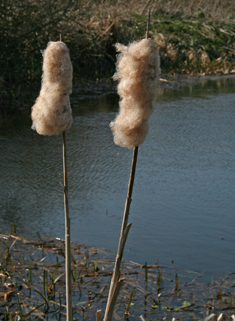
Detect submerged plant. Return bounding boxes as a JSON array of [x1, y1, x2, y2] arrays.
[[31, 40, 73, 321]]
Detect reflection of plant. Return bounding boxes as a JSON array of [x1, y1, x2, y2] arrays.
[[157, 267, 164, 293]]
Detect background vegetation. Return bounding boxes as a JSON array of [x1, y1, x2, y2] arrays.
[[0, 0, 235, 110]]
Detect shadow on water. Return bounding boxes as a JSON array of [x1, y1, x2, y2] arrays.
[[0, 75, 235, 283]]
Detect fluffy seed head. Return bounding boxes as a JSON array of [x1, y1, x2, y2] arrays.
[[31, 41, 73, 135], [110, 39, 160, 148]]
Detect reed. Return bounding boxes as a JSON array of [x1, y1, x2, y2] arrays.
[[31, 40, 73, 321], [104, 9, 160, 321]]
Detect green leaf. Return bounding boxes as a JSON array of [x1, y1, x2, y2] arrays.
[[182, 301, 191, 308]]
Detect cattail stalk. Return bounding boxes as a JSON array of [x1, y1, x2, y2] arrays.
[[31, 41, 73, 321], [63, 131, 73, 321], [104, 8, 159, 321], [104, 148, 138, 321]]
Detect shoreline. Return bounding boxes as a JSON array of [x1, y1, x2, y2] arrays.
[[71, 72, 235, 101], [1, 72, 234, 115], [1, 232, 235, 320]]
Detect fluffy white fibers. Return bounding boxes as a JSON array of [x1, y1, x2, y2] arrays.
[[31, 41, 73, 135], [110, 39, 161, 148]]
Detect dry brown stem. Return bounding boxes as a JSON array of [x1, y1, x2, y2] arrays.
[[104, 9, 158, 320], [104, 148, 138, 321], [63, 131, 73, 321]]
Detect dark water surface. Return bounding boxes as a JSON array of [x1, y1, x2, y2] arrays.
[[1, 76, 235, 282]]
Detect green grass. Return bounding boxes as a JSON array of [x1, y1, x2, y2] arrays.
[[128, 13, 235, 75]]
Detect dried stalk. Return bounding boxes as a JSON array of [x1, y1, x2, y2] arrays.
[[103, 147, 138, 321], [146, 6, 151, 38], [96, 309, 102, 321], [63, 131, 73, 321], [103, 9, 151, 321]]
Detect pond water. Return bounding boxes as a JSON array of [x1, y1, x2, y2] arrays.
[[1, 75, 235, 282]]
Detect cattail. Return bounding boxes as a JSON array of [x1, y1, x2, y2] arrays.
[[31, 40, 73, 321], [31, 41, 73, 135], [110, 39, 160, 148], [104, 16, 161, 318]]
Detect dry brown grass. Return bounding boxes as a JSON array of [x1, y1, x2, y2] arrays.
[[150, 0, 235, 21], [74, 0, 235, 21], [2, 233, 235, 320], [1, 0, 235, 110]]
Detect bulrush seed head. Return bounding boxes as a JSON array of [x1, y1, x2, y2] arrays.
[[110, 39, 160, 148], [31, 41, 73, 135]]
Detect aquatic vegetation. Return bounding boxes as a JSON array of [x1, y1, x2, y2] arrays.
[[1, 233, 235, 321]]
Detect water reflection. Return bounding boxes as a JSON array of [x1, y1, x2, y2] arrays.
[[0, 75, 235, 282]]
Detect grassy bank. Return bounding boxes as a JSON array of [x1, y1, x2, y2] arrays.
[[0, 0, 235, 109]]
